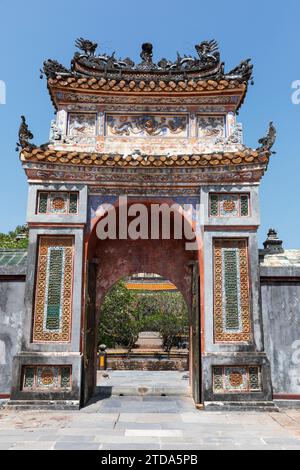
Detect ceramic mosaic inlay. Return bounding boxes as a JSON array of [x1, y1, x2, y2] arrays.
[[213, 366, 262, 393], [49, 192, 69, 214], [37, 192, 79, 215], [23, 366, 35, 389], [22, 366, 72, 391], [209, 193, 249, 217], [38, 192, 48, 214], [240, 195, 250, 217], [106, 114, 188, 137], [32, 237, 74, 342], [214, 239, 252, 343]]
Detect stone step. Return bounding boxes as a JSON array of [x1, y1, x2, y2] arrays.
[[4, 400, 80, 411], [204, 401, 279, 412], [95, 384, 191, 397], [274, 400, 300, 410]]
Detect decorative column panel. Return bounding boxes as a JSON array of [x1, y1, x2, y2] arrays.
[[32, 236, 74, 343], [213, 239, 252, 343]]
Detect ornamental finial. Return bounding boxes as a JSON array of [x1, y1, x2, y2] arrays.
[[140, 43, 153, 63], [16, 115, 36, 152], [75, 37, 98, 56], [258, 122, 277, 153], [263, 228, 284, 254]]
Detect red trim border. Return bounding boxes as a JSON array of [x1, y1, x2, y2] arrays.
[[273, 394, 300, 400]]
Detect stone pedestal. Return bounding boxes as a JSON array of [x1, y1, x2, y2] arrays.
[[135, 332, 162, 350]]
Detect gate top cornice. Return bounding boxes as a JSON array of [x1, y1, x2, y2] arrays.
[[17, 40, 277, 186], [41, 39, 253, 111], [17, 118, 276, 185]]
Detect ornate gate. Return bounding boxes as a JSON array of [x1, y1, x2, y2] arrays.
[[10, 38, 275, 409]]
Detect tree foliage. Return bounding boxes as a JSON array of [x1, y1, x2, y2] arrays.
[[98, 280, 189, 353], [138, 293, 189, 352], [98, 280, 141, 350], [0, 225, 29, 249]]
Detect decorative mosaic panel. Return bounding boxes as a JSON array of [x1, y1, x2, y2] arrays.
[[106, 114, 188, 137], [214, 239, 252, 343], [240, 195, 249, 217], [38, 192, 48, 214], [32, 237, 74, 342], [69, 193, 79, 214], [22, 365, 72, 391], [68, 113, 97, 138], [209, 193, 250, 217], [37, 192, 79, 215], [198, 116, 225, 141], [213, 366, 262, 394], [23, 366, 35, 389]]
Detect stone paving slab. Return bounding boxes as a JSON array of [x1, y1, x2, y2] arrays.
[[97, 370, 190, 397], [0, 396, 300, 450]]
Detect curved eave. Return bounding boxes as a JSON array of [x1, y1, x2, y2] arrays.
[[46, 75, 248, 112], [20, 146, 270, 169]]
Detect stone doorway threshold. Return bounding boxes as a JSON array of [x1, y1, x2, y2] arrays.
[[96, 370, 191, 398]]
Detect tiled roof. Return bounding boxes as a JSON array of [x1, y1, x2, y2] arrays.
[[21, 147, 271, 168], [48, 75, 247, 95], [125, 282, 178, 292], [0, 249, 27, 276], [0, 249, 27, 267], [260, 250, 300, 268]]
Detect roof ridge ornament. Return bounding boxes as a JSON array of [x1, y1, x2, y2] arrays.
[[139, 43, 155, 68], [16, 116, 36, 152], [258, 122, 277, 153], [40, 59, 71, 79], [41, 38, 254, 85], [226, 59, 254, 85], [75, 37, 98, 56], [195, 40, 220, 67]]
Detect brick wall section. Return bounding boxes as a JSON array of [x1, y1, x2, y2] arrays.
[[94, 237, 197, 315]]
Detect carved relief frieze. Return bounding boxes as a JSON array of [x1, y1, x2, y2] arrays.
[[67, 113, 97, 141], [198, 116, 225, 141], [105, 114, 188, 138]]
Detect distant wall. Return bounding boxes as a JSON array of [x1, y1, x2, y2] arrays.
[[0, 278, 25, 395], [261, 266, 300, 398]]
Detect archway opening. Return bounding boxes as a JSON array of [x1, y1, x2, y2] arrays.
[[95, 274, 190, 397], [83, 201, 202, 405]]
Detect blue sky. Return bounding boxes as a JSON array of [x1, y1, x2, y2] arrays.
[[0, 0, 299, 247]]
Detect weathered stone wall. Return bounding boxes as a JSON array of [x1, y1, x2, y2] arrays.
[[0, 280, 25, 394], [2, 244, 300, 401], [261, 264, 300, 397]]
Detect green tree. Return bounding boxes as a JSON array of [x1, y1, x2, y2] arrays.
[[98, 282, 189, 353], [156, 293, 189, 353], [98, 280, 140, 351], [136, 292, 189, 352], [0, 225, 29, 249]]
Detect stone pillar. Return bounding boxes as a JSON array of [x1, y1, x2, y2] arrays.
[[199, 185, 273, 409], [10, 184, 88, 408]]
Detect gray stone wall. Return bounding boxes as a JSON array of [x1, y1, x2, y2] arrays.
[[261, 265, 300, 396], [0, 280, 25, 394], [2, 245, 300, 401]]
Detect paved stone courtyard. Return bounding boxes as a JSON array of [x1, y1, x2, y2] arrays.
[[1, 396, 300, 450]]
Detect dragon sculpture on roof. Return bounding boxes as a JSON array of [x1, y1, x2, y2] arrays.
[[42, 38, 254, 84]]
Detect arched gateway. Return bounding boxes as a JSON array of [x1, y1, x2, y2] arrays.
[[10, 39, 276, 409]]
